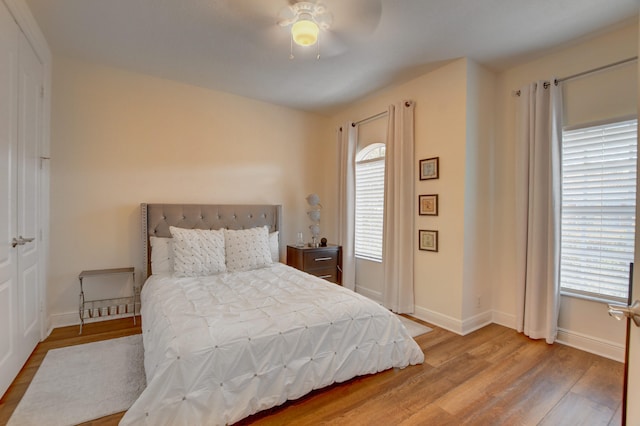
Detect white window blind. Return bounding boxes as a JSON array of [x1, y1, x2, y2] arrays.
[[560, 119, 637, 302], [355, 144, 385, 261]]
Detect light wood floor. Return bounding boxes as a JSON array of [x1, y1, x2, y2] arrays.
[[0, 317, 624, 425]]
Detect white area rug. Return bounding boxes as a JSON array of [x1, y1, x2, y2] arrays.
[[397, 315, 432, 337], [8, 334, 145, 426]]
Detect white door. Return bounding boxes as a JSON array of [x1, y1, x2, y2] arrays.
[[0, 1, 43, 397], [0, 0, 20, 398], [16, 28, 43, 365]]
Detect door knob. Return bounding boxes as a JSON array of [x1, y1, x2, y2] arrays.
[[11, 236, 35, 248], [608, 300, 640, 327]]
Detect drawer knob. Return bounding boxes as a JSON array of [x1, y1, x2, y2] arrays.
[[314, 257, 333, 262]]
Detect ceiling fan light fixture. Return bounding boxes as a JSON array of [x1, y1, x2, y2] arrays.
[[291, 18, 319, 46]]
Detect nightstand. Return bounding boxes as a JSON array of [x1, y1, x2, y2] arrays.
[[286, 244, 342, 285]]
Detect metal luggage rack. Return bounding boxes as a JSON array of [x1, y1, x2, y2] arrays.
[[78, 267, 139, 334]]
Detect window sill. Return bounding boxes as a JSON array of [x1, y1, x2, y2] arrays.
[[355, 256, 382, 264], [560, 290, 627, 306]]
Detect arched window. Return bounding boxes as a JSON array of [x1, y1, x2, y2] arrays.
[[355, 143, 385, 261]]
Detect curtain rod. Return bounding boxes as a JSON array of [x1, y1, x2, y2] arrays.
[[513, 56, 638, 96], [352, 111, 388, 127]]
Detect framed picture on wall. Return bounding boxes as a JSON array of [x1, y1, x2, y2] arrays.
[[419, 229, 438, 252], [419, 157, 439, 180], [419, 194, 438, 216]]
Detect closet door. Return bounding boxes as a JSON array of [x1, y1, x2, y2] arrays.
[[0, 1, 43, 397], [0, 1, 21, 397], [16, 28, 43, 365]]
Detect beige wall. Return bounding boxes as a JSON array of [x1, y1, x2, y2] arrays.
[[493, 21, 638, 359], [330, 58, 487, 332], [48, 56, 330, 327], [462, 60, 496, 322]]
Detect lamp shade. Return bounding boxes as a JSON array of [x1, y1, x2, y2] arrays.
[[306, 193, 321, 207], [291, 19, 319, 46]]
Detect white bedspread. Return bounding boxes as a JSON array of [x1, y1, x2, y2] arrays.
[[120, 263, 424, 425]]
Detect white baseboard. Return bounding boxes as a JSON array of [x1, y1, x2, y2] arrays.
[[556, 328, 625, 362], [492, 310, 517, 329], [491, 309, 624, 362], [411, 307, 624, 361], [355, 286, 382, 303], [461, 311, 493, 335], [49, 311, 137, 330], [50, 311, 81, 329], [412, 305, 462, 334], [412, 305, 490, 335]]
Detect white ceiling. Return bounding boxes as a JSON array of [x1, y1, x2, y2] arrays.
[[25, 0, 639, 115]]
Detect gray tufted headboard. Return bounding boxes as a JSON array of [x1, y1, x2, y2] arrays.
[[141, 203, 282, 279]]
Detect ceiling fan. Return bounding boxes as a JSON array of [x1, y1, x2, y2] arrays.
[[277, 2, 331, 50], [225, 0, 383, 59]]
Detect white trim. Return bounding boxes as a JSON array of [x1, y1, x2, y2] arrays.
[[563, 114, 637, 132], [556, 328, 625, 362], [410, 307, 623, 362], [50, 312, 82, 330], [412, 305, 464, 334], [355, 286, 382, 303], [3, 0, 51, 64], [411, 305, 493, 336], [50, 310, 137, 331], [561, 289, 626, 306], [460, 311, 493, 335], [491, 310, 517, 329], [490, 309, 623, 361]]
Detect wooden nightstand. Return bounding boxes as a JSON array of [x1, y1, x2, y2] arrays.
[[287, 244, 342, 285]]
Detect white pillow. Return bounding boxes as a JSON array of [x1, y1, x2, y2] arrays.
[[269, 231, 279, 262], [169, 226, 226, 277], [224, 226, 273, 272], [149, 236, 174, 274]]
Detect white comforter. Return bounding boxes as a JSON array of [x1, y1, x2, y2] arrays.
[[120, 263, 424, 425]]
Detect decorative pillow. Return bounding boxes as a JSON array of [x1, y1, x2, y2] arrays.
[[269, 231, 279, 262], [224, 226, 273, 272], [149, 236, 174, 275], [169, 226, 226, 277]]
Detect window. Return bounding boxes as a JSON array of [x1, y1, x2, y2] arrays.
[[560, 118, 637, 302], [355, 143, 385, 261]]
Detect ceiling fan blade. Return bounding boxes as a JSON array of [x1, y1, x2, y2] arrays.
[[223, 0, 290, 27], [324, 0, 382, 41], [317, 29, 348, 57]]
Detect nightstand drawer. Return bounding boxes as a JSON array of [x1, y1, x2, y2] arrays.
[[286, 244, 342, 285], [303, 251, 338, 271], [306, 269, 338, 282]]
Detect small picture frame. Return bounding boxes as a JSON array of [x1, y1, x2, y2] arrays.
[[419, 230, 438, 252], [419, 157, 439, 180], [419, 194, 438, 216]]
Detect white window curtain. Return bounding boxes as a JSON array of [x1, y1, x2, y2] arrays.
[[337, 123, 357, 291], [382, 101, 415, 313], [515, 81, 563, 344]]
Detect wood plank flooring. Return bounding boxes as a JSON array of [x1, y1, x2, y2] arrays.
[[0, 317, 623, 425]]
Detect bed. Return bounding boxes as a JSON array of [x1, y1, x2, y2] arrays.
[[120, 203, 424, 425]]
